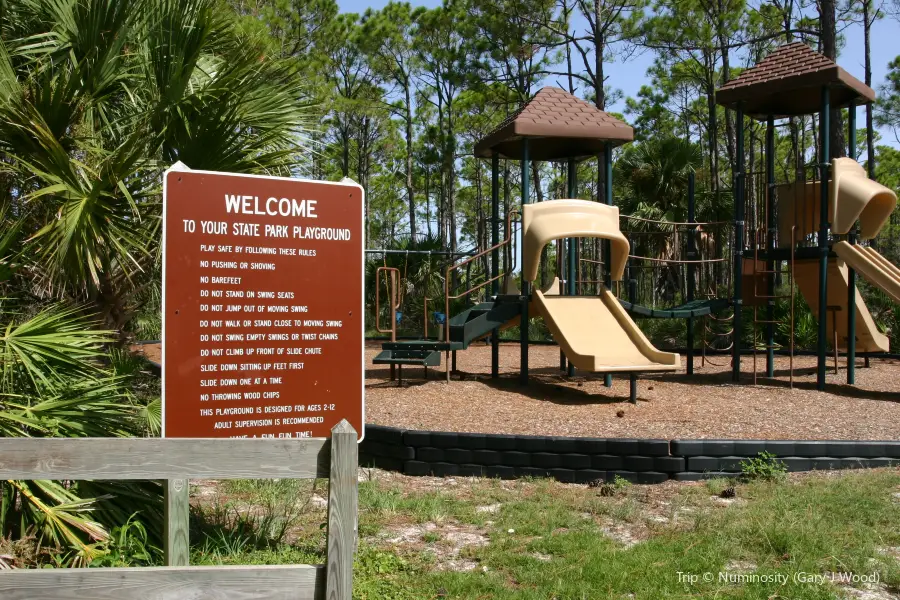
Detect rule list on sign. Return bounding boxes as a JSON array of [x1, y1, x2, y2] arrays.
[[162, 165, 364, 440]]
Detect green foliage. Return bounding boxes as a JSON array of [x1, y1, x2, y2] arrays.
[[616, 137, 704, 223], [88, 516, 157, 568], [194, 479, 319, 551], [0, 0, 314, 566], [876, 55, 900, 139], [0, 304, 163, 564], [740, 452, 788, 482], [354, 547, 418, 600], [0, 0, 315, 331], [42, 461, 897, 598]]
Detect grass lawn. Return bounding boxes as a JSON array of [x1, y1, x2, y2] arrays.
[[188, 468, 900, 599]]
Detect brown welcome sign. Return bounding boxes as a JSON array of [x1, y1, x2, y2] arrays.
[[162, 164, 364, 440]]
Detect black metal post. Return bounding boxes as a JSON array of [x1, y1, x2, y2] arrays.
[[765, 116, 776, 378], [847, 102, 857, 385], [520, 139, 530, 386], [567, 159, 577, 377], [629, 374, 637, 405], [687, 171, 696, 376], [491, 153, 500, 379], [732, 104, 745, 382], [816, 86, 831, 391], [604, 143, 613, 388]]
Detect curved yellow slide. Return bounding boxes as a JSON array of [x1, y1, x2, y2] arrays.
[[833, 241, 900, 304], [776, 158, 896, 243], [831, 158, 896, 238], [532, 288, 680, 372], [522, 200, 629, 282]]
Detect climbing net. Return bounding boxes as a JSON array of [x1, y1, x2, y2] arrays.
[[619, 214, 733, 309], [573, 213, 735, 358]]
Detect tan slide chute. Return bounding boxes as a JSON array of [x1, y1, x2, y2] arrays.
[[522, 200, 629, 283], [831, 158, 896, 238], [532, 289, 681, 372], [777, 158, 896, 243], [793, 254, 889, 353], [780, 160, 897, 353], [833, 241, 900, 305], [522, 200, 679, 373], [861, 245, 900, 281]]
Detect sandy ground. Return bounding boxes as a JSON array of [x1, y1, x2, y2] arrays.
[[134, 342, 161, 364], [133, 341, 900, 440], [364, 342, 900, 441]]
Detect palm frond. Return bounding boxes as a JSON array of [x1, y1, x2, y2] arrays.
[[0, 305, 113, 393]]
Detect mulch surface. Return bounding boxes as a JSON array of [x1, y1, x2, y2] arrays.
[[365, 342, 900, 441], [134, 340, 900, 440]]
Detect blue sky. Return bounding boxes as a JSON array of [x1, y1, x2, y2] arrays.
[[338, 0, 900, 147]]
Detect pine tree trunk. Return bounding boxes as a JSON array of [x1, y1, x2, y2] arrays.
[[405, 84, 416, 243], [819, 0, 845, 157], [863, 0, 875, 176]]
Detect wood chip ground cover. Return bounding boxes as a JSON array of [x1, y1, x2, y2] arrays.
[[363, 342, 900, 440], [135, 341, 900, 439]]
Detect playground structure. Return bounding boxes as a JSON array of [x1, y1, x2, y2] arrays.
[[375, 87, 694, 401], [373, 43, 899, 398], [718, 42, 898, 390]]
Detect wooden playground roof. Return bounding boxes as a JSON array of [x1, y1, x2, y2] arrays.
[[474, 87, 634, 161], [716, 42, 875, 119]]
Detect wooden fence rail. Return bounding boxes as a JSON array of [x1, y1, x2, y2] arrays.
[[0, 420, 358, 600]]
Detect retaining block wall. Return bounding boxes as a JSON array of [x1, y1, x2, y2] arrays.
[[360, 425, 900, 484]]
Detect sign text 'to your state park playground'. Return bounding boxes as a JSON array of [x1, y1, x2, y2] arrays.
[[162, 164, 364, 440]]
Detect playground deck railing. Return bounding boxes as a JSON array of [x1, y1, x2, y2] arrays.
[[443, 210, 520, 330]]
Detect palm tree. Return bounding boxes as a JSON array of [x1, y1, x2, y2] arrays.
[[0, 0, 316, 333], [0, 0, 317, 565], [615, 137, 703, 306]]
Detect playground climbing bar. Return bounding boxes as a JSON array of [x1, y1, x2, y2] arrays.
[[686, 171, 696, 375], [765, 115, 776, 378], [492, 152, 500, 379], [567, 158, 577, 377]]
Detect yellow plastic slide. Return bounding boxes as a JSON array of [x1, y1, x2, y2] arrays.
[[831, 158, 896, 238], [532, 287, 681, 372], [522, 200, 680, 373], [776, 158, 897, 244], [833, 241, 900, 304], [793, 256, 890, 353], [862, 245, 900, 280]]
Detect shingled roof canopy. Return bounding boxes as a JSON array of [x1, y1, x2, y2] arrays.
[[474, 87, 634, 161], [716, 42, 875, 119]]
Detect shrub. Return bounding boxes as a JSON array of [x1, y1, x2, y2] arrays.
[[740, 452, 788, 482]]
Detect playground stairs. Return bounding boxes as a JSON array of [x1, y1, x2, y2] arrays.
[[374, 297, 522, 368]]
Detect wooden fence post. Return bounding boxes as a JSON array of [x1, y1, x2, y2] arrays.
[[326, 420, 358, 600], [165, 478, 190, 566]]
